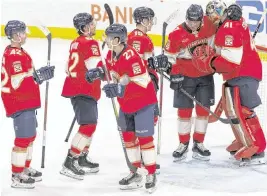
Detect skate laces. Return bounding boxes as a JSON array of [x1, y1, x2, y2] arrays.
[[124, 172, 135, 180], [146, 174, 154, 183], [24, 167, 37, 175], [197, 143, 208, 151], [74, 160, 83, 171], [13, 172, 31, 180], [176, 143, 187, 152]]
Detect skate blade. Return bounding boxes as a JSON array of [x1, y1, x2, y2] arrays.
[[60, 168, 84, 180], [192, 152, 210, 161], [173, 153, 187, 162], [120, 182, 143, 190], [147, 186, 157, 194], [84, 167, 99, 175], [239, 158, 266, 167], [32, 176, 42, 182], [11, 182, 35, 189]]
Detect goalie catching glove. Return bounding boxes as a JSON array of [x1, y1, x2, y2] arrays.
[[33, 65, 55, 84], [191, 44, 217, 74], [148, 54, 171, 73]]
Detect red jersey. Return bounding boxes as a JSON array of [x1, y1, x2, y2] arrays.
[[1, 46, 41, 117], [212, 17, 262, 81], [164, 16, 217, 77], [127, 29, 158, 80], [61, 36, 102, 101], [105, 45, 157, 113]]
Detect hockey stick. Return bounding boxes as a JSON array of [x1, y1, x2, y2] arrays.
[[157, 9, 179, 155], [36, 24, 52, 168], [64, 116, 76, 142], [64, 4, 114, 143], [101, 4, 114, 49], [208, 9, 267, 123], [98, 5, 146, 175], [98, 48, 147, 176], [161, 73, 234, 124]]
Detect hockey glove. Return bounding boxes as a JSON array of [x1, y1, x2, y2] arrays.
[[33, 66, 55, 85], [192, 45, 217, 74], [102, 83, 125, 98], [85, 67, 105, 83], [148, 54, 171, 72], [169, 74, 184, 90]]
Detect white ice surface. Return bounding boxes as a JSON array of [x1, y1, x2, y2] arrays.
[[0, 38, 267, 196]]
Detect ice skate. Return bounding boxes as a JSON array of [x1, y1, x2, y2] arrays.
[[173, 142, 189, 162], [11, 172, 35, 189], [119, 172, 143, 190], [192, 141, 211, 161], [23, 167, 42, 182], [78, 151, 99, 174], [145, 173, 157, 194], [239, 152, 266, 167], [60, 151, 85, 180]]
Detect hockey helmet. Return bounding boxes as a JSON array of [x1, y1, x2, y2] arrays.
[[5, 20, 27, 39]]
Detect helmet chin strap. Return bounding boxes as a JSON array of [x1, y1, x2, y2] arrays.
[[11, 33, 23, 43], [140, 21, 151, 32], [80, 27, 92, 37]]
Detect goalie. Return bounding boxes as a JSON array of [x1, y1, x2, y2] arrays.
[[194, 2, 266, 164]]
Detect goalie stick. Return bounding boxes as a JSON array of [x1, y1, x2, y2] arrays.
[[36, 24, 52, 168], [64, 3, 114, 142], [157, 9, 179, 155], [162, 73, 234, 124], [208, 9, 267, 123]]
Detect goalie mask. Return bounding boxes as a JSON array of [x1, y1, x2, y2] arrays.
[[206, 0, 227, 25]]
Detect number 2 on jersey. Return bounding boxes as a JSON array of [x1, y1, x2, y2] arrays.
[[68, 52, 79, 77], [1, 66, 10, 93]]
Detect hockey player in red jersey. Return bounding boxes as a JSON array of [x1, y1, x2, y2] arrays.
[[1, 20, 55, 188], [86, 24, 158, 193], [127, 6, 160, 173], [60, 13, 101, 180], [128, 7, 159, 125], [150, 4, 217, 161], [196, 2, 266, 164]]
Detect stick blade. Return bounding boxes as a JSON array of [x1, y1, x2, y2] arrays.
[[104, 4, 114, 25], [37, 24, 51, 37]]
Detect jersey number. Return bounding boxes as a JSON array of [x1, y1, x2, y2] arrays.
[[123, 50, 134, 60], [68, 52, 79, 77], [1, 67, 10, 93]]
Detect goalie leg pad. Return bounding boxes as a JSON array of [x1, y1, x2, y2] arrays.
[[224, 86, 259, 159]]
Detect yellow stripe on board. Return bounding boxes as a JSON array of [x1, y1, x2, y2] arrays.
[[1, 25, 266, 62], [1, 25, 164, 46]]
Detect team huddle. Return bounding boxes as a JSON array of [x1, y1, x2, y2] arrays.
[[1, 0, 266, 193]]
